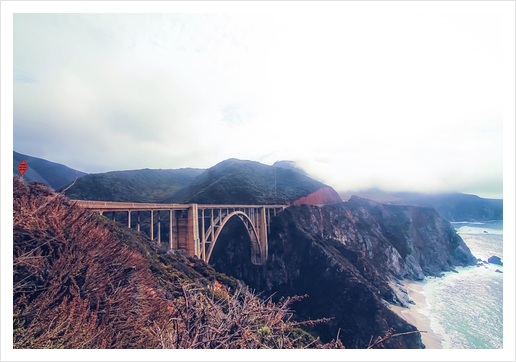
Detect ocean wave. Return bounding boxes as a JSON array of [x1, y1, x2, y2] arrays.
[[421, 264, 503, 348]]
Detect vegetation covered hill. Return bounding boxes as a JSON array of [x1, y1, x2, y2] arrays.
[[13, 151, 87, 190], [13, 177, 346, 349], [162, 158, 340, 205], [63, 168, 204, 202]]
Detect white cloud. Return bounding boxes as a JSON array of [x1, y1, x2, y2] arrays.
[[13, 10, 504, 197]]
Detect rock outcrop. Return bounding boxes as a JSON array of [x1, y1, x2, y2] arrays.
[[209, 196, 476, 348], [488, 256, 503, 266]]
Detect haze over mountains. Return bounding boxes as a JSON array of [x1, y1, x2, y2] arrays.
[[13, 150, 503, 222], [340, 189, 503, 222]]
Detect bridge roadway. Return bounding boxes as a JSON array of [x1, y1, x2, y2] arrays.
[[74, 200, 287, 265]]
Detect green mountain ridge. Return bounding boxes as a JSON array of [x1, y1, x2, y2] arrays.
[[162, 158, 333, 204], [13, 151, 87, 190], [64, 168, 204, 203]]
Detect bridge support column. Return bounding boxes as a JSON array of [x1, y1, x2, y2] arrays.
[[150, 210, 154, 241], [137, 212, 140, 232], [259, 207, 267, 262], [267, 208, 270, 233], [201, 209, 206, 261], [169, 210, 177, 250], [157, 211, 161, 245], [127, 211, 131, 228], [186, 204, 200, 258]]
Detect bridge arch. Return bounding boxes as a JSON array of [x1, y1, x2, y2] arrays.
[[205, 211, 264, 265]]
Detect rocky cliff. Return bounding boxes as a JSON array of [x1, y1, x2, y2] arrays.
[[209, 196, 477, 348], [328, 196, 477, 279]]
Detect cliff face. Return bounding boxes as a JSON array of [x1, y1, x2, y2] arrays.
[[209, 197, 476, 348], [292, 186, 342, 206], [325, 196, 477, 279]]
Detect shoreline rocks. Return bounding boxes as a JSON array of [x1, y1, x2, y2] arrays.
[[487, 256, 503, 266]]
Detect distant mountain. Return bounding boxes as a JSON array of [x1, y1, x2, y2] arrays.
[[13, 151, 87, 190], [64, 168, 204, 203], [388, 191, 503, 222], [162, 158, 342, 205], [340, 189, 502, 222]]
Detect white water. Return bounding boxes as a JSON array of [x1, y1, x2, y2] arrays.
[[420, 220, 503, 348]]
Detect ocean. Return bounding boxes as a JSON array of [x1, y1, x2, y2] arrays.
[[411, 220, 503, 349]]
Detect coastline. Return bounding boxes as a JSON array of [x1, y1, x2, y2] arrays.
[[390, 281, 443, 349]]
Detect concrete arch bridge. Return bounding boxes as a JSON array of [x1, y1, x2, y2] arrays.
[[73, 201, 286, 265]]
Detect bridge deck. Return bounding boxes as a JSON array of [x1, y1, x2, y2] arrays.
[[73, 200, 286, 211]]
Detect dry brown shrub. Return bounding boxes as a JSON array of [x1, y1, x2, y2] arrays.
[[13, 177, 171, 348], [152, 284, 343, 349]]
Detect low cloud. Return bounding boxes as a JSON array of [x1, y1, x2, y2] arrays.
[[13, 12, 504, 198]]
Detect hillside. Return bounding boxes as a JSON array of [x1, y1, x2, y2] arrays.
[[209, 197, 476, 347], [64, 168, 204, 202], [340, 189, 502, 222], [13, 151, 87, 190], [162, 158, 342, 205], [13, 177, 346, 349]]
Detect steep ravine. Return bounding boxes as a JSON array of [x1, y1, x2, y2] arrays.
[[209, 197, 476, 348]]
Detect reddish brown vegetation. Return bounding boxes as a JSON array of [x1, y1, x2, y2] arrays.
[[293, 187, 342, 206], [156, 285, 343, 349], [13, 177, 171, 348]]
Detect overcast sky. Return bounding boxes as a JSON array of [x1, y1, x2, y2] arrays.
[[12, 7, 506, 198]]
